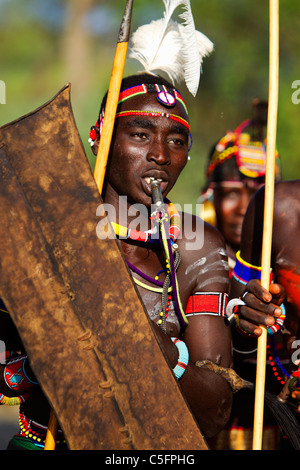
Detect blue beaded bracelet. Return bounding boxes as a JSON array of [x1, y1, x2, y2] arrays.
[[232, 251, 263, 285], [172, 337, 189, 380]]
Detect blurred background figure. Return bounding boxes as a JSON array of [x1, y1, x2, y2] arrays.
[[199, 99, 281, 273], [200, 100, 283, 450]]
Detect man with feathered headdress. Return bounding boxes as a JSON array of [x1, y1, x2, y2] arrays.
[[0, 0, 286, 450]]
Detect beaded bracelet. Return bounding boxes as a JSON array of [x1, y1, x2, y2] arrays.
[[172, 337, 189, 380], [267, 303, 286, 335], [234, 312, 253, 337], [226, 297, 246, 323], [232, 251, 272, 285], [232, 302, 286, 337]]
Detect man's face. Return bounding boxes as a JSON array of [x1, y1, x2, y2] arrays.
[[104, 92, 189, 206], [213, 178, 264, 250]]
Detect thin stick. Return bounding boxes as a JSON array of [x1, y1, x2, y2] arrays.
[[252, 0, 279, 450], [93, 0, 134, 193], [44, 409, 59, 450]]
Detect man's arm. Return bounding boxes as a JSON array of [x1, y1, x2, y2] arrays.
[[230, 185, 285, 337], [0, 303, 37, 399], [153, 221, 233, 438]]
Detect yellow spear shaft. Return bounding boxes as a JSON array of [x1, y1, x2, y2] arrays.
[[252, 0, 279, 450], [44, 409, 59, 450], [44, 0, 134, 450], [94, 0, 134, 193]]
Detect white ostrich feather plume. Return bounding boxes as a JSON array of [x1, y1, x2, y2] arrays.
[[129, 0, 213, 96]]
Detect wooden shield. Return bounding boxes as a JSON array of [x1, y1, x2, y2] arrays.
[[0, 85, 207, 450]]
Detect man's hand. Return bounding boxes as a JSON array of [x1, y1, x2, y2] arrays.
[[238, 279, 285, 336]]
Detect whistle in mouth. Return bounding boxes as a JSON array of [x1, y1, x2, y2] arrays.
[[150, 179, 163, 207]]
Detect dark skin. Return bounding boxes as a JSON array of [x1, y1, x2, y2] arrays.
[[211, 169, 284, 338], [213, 176, 264, 259], [94, 93, 233, 437], [227, 180, 300, 443], [210, 163, 284, 341], [0, 92, 232, 438], [208, 177, 289, 450], [231, 180, 300, 347], [0, 88, 284, 441]]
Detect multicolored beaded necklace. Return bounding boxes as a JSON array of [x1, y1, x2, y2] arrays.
[[111, 201, 180, 245], [111, 201, 188, 330], [18, 411, 66, 449]]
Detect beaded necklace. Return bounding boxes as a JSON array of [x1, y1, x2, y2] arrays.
[[268, 336, 300, 392], [111, 202, 180, 245], [111, 201, 188, 330], [18, 411, 66, 448]]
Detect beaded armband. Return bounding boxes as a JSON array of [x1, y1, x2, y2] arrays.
[[172, 338, 189, 380], [0, 391, 32, 406], [4, 354, 38, 394], [185, 292, 228, 317], [232, 251, 272, 285]]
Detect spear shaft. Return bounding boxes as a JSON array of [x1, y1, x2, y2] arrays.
[[44, 409, 59, 450], [93, 0, 134, 193], [252, 0, 279, 450]]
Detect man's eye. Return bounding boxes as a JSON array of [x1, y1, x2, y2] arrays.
[[131, 132, 147, 140], [169, 137, 186, 146], [225, 190, 240, 200]]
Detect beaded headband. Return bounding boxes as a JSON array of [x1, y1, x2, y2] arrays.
[[118, 83, 188, 114], [207, 120, 280, 180], [89, 83, 191, 147], [115, 110, 190, 132]]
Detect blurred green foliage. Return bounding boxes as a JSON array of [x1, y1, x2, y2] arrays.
[[1, 0, 300, 210]]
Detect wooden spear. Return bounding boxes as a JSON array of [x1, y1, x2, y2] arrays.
[[252, 0, 279, 450], [44, 0, 134, 450], [44, 409, 59, 451], [93, 0, 134, 193]]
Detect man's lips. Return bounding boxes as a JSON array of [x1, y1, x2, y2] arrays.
[[229, 223, 242, 237], [143, 175, 168, 195]]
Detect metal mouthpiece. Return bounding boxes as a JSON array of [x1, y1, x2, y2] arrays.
[[150, 179, 163, 207]]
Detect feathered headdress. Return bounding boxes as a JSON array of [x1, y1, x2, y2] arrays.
[[129, 0, 213, 97]]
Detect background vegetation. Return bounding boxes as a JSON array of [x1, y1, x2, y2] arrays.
[[1, 0, 300, 210]]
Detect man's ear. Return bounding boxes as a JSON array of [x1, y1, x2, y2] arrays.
[[89, 126, 100, 156], [91, 136, 99, 156]]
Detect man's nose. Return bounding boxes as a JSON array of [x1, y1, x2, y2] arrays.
[[146, 140, 170, 165], [237, 191, 251, 215]]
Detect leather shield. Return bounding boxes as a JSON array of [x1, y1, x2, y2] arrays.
[[0, 85, 207, 450]]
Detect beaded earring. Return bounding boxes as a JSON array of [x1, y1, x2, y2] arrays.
[[88, 125, 99, 147]]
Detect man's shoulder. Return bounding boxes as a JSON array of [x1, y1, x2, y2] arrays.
[[179, 210, 224, 239], [178, 210, 225, 252]]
